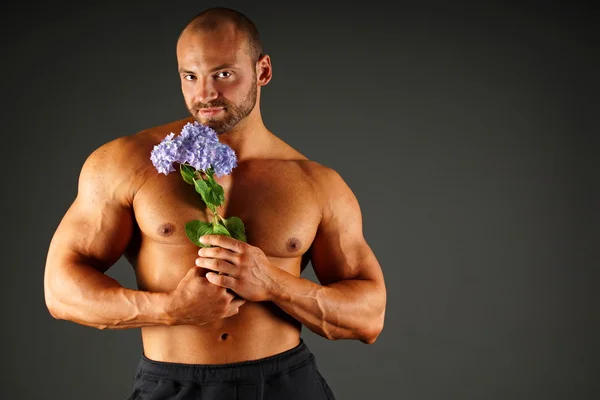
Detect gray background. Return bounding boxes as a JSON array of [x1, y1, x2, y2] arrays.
[[1, 1, 598, 399]]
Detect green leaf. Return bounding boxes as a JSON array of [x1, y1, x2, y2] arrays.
[[205, 167, 216, 183], [193, 178, 215, 211], [207, 182, 225, 207], [212, 223, 231, 237], [193, 177, 225, 211], [193, 177, 209, 196], [222, 216, 247, 243], [180, 164, 196, 185], [185, 220, 213, 247]]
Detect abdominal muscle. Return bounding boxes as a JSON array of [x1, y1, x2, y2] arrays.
[[140, 303, 302, 364], [132, 242, 304, 365]]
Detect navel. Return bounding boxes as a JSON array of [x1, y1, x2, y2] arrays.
[[286, 237, 301, 252], [220, 333, 229, 341], [157, 222, 176, 237]]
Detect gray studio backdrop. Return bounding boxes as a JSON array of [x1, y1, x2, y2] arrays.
[[2, 1, 598, 399]]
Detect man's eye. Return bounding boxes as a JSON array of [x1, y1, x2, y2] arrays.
[[216, 71, 231, 78], [184, 75, 196, 81]]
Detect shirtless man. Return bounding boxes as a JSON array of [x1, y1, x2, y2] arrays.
[[44, 7, 386, 400]]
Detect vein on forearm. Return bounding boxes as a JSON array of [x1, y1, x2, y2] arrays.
[[272, 272, 384, 341]]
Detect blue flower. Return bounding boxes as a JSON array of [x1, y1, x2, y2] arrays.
[[150, 122, 237, 176]]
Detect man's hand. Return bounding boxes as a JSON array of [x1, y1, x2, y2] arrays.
[[167, 266, 247, 326], [195, 235, 280, 302]]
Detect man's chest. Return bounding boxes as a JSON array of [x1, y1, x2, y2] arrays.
[[131, 161, 322, 258]]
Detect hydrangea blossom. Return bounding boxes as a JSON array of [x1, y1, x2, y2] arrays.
[[150, 121, 237, 177]]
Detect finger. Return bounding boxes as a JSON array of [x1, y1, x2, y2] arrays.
[[199, 235, 246, 253], [196, 258, 237, 276], [224, 304, 242, 318], [198, 246, 240, 264], [231, 298, 247, 308], [206, 271, 237, 289], [223, 298, 247, 318]]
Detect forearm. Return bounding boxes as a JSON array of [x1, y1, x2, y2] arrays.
[[45, 262, 173, 330], [269, 270, 386, 343]]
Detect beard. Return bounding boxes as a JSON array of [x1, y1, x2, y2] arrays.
[[188, 80, 257, 134]]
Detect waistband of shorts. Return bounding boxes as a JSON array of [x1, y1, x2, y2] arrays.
[[135, 339, 313, 383]]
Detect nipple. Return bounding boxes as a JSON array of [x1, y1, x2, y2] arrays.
[[287, 237, 301, 252], [157, 223, 175, 237]]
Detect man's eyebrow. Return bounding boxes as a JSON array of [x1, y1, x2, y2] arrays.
[[178, 64, 238, 74], [210, 63, 237, 71]]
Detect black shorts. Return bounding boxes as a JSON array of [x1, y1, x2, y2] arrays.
[[127, 339, 336, 399]]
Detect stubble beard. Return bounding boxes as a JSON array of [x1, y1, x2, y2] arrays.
[[189, 80, 258, 134]]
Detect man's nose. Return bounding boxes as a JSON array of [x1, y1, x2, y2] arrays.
[[195, 77, 218, 104]]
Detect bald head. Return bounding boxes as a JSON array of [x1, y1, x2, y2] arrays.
[[179, 7, 263, 65]]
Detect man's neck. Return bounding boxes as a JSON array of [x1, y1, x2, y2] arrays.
[[216, 117, 274, 162]]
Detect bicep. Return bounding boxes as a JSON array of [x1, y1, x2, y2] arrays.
[[46, 145, 134, 276], [309, 168, 384, 287], [48, 195, 133, 274]]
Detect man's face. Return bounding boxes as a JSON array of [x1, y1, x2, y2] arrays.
[[177, 26, 257, 134]]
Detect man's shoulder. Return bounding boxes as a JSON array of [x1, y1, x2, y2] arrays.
[[80, 117, 195, 191], [293, 159, 328, 177], [135, 116, 196, 140], [290, 159, 350, 196], [294, 159, 338, 182], [88, 116, 195, 165]]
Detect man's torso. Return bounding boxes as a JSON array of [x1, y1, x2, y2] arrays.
[[120, 117, 326, 364]]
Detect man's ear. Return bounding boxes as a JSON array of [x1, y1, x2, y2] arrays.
[[256, 54, 272, 86]]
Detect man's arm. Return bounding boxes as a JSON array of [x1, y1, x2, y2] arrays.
[[269, 166, 386, 344], [194, 165, 386, 343], [44, 137, 173, 329]]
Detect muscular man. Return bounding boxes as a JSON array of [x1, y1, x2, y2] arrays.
[[44, 7, 386, 400]]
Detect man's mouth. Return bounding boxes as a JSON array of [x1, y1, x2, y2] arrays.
[[199, 107, 224, 117]]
